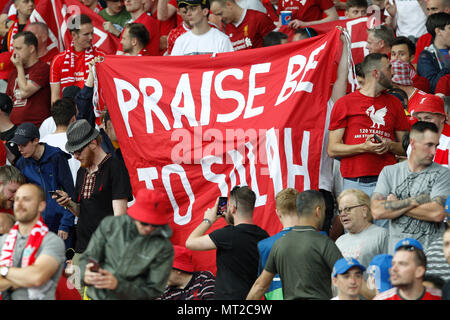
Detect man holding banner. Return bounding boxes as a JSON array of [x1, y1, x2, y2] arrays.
[[50, 14, 105, 104]]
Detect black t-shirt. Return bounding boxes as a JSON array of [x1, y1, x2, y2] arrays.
[[73, 154, 132, 253], [209, 223, 269, 300]]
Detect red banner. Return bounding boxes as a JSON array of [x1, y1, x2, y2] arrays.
[[280, 16, 378, 66], [96, 28, 343, 272], [29, 0, 119, 54]]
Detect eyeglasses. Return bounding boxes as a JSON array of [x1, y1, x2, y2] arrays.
[[338, 204, 365, 216]]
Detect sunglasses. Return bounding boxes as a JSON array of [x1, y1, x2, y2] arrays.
[[136, 220, 161, 228], [70, 142, 89, 155]]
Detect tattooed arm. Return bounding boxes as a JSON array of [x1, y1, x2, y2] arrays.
[[370, 192, 418, 220], [405, 195, 446, 223], [371, 193, 446, 222]]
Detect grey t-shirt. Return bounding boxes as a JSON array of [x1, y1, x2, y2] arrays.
[[374, 161, 450, 253], [0, 230, 65, 300], [335, 224, 389, 269]]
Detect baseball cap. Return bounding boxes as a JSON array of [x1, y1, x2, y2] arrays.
[[367, 254, 393, 292], [177, 0, 209, 8], [8, 122, 40, 145], [413, 94, 446, 117], [332, 257, 366, 278], [62, 85, 81, 99], [394, 237, 423, 252], [391, 59, 415, 86]]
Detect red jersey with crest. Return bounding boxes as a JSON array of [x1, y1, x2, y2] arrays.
[[224, 9, 275, 51], [277, 0, 334, 22], [329, 90, 410, 178]]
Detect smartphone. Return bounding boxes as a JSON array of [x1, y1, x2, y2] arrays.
[[373, 134, 382, 143], [217, 197, 228, 215], [48, 191, 62, 199], [88, 257, 100, 272]]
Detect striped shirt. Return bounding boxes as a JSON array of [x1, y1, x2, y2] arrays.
[[424, 235, 450, 282], [157, 271, 216, 300]]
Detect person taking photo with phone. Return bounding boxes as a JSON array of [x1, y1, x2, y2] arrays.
[[185, 186, 269, 300], [79, 188, 174, 300]]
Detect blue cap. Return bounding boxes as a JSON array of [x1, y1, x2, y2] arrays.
[[332, 257, 366, 278], [394, 238, 423, 252], [367, 254, 393, 293]]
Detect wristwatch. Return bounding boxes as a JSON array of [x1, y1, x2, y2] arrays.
[[0, 266, 9, 278]]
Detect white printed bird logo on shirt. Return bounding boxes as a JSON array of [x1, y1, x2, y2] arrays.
[[366, 105, 387, 129]]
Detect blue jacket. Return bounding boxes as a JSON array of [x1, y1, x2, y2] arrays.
[[15, 143, 75, 233], [417, 45, 450, 93]]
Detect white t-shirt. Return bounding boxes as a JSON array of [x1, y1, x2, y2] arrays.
[[236, 0, 267, 14], [40, 132, 80, 186], [171, 28, 234, 56], [385, 0, 427, 38]]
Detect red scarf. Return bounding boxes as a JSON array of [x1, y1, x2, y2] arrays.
[[6, 20, 19, 53], [0, 219, 48, 299], [60, 41, 101, 87]]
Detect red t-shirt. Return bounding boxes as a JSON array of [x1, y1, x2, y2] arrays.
[[407, 88, 427, 115], [329, 90, 410, 178], [225, 9, 276, 51], [413, 33, 431, 66], [375, 287, 441, 300], [40, 47, 59, 66], [278, 0, 334, 22], [435, 74, 450, 96], [262, 1, 279, 22], [132, 12, 161, 56], [6, 60, 51, 127]]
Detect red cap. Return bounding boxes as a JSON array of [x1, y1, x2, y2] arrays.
[[128, 188, 170, 225], [172, 245, 194, 273], [413, 94, 446, 116]]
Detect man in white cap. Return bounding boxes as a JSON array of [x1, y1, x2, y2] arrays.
[[79, 188, 174, 300]]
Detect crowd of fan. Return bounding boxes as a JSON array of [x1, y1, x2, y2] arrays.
[[0, 0, 448, 301]]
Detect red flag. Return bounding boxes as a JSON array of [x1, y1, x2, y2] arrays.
[[96, 28, 344, 273], [29, 0, 119, 54]]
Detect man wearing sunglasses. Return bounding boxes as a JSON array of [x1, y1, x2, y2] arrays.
[[53, 119, 132, 296], [374, 238, 441, 300], [78, 188, 174, 300]]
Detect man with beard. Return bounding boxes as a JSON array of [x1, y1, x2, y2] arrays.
[[374, 238, 442, 300], [54, 120, 131, 276], [120, 23, 150, 56], [371, 121, 450, 253], [327, 53, 410, 229], [186, 186, 269, 299], [0, 183, 65, 300]]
